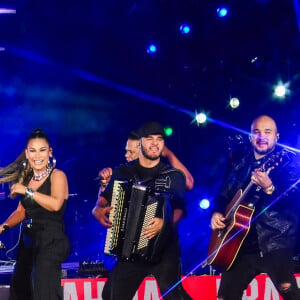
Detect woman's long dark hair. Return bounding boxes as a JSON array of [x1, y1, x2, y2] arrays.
[[0, 129, 51, 184]]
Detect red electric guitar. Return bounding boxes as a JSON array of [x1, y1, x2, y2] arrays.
[[205, 150, 285, 271]]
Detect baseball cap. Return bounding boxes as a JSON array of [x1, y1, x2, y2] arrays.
[[138, 121, 165, 138]]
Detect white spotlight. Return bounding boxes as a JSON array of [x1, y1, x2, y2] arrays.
[[229, 97, 240, 109], [195, 113, 207, 124], [274, 84, 286, 98]]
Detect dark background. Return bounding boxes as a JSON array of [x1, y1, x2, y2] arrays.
[[0, 0, 300, 275]]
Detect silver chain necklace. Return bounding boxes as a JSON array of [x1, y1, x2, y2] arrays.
[[32, 167, 52, 181]]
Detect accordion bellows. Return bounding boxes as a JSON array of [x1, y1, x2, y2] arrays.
[[104, 180, 173, 262]]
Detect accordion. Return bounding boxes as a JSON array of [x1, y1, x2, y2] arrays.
[[104, 180, 173, 262]]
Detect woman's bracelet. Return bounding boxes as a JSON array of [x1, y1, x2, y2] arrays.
[[25, 187, 35, 200]]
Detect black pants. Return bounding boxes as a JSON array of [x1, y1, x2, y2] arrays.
[[9, 228, 70, 300], [102, 241, 192, 300], [218, 249, 300, 300]]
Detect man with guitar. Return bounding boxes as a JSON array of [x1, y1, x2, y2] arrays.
[[210, 115, 300, 300]]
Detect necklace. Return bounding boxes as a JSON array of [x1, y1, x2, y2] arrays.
[[32, 167, 52, 181]]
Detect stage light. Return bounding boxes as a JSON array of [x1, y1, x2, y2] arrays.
[[274, 84, 286, 98], [0, 47, 5, 51], [199, 198, 210, 210], [272, 81, 290, 102], [164, 126, 173, 137], [229, 97, 240, 109], [217, 6, 228, 18], [251, 57, 258, 63], [195, 112, 207, 124], [146, 44, 157, 55], [180, 23, 191, 35], [0, 8, 16, 14]]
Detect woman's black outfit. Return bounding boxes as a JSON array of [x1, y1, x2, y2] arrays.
[[9, 170, 70, 300]]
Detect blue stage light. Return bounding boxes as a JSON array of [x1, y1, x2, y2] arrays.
[[217, 6, 228, 18], [199, 198, 210, 210], [180, 23, 191, 35], [146, 44, 157, 55]]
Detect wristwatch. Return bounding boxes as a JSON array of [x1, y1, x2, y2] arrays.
[[264, 184, 275, 195]]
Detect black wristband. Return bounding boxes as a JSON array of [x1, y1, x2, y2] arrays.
[[2, 224, 10, 233]]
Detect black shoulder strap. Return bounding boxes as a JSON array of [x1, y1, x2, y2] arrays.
[[138, 163, 175, 185], [160, 166, 181, 175]]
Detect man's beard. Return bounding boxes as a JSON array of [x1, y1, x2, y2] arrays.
[[254, 148, 270, 156], [141, 145, 162, 161], [254, 144, 275, 156]]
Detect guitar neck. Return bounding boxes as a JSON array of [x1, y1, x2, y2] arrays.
[[224, 153, 280, 220], [225, 181, 254, 219]]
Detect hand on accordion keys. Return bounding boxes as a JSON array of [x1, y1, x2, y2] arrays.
[[141, 217, 164, 240], [92, 206, 112, 227]]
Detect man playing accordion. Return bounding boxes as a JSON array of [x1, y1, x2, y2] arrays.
[[93, 121, 192, 300]]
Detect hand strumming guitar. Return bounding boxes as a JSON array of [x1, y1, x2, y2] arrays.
[[211, 212, 226, 230]]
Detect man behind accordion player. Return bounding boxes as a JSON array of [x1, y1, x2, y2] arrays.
[[93, 121, 192, 300]]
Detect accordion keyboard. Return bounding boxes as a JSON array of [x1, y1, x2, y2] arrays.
[[137, 202, 158, 250], [104, 180, 127, 255]]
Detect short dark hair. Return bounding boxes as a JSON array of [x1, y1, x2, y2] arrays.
[[128, 130, 140, 141]]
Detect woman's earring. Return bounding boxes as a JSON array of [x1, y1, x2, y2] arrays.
[[23, 159, 28, 170], [52, 157, 56, 168], [48, 156, 56, 168]]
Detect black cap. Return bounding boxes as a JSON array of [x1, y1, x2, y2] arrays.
[[138, 121, 165, 138]]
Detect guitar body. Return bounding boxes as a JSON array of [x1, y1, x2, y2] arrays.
[[207, 189, 255, 271]]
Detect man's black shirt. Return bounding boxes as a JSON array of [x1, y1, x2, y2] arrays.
[[101, 160, 187, 215]]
